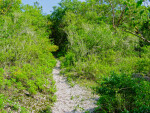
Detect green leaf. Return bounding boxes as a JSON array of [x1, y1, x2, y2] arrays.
[[136, 0, 143, 8], [140, 10, 144, 15], [125, 7, 129, 12]]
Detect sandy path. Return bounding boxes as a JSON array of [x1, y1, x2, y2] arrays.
[[52, 60, 98, 113]]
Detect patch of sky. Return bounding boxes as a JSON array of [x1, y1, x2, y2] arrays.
[[22, 0, 86, 14]]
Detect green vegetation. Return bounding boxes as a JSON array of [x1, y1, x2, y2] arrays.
[[95, 73, 150, 112], [49, 0, 150, 112], [0, 0, 57, 112], [0, 0, 150, 112]]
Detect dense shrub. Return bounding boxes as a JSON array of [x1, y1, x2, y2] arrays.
[[56, 4, 150, 84], [60, 21, 141, 81], [95, 73, 150, 113], [0, 1, 57, 112]]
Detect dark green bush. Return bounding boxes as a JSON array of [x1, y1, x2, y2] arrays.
[[95, 73, 150, 113]]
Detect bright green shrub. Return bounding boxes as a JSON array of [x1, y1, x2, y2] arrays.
[[0, 1, 57, 112], [63, 52, 76, 66], [135, 46, 150, 76], [61, 32, 139, 81], [135, 58, 150, 75], [95, 73, 150, 113], [0, 94, 5, 110], [59, 12, 141, 80], [0, 68, 4, 89]]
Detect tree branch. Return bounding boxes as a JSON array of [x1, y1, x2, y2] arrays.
[[124, 29, 150, 43], [2, 1, 13, 15], [116, 5, 126, 27], [108, 0, 115, 28]]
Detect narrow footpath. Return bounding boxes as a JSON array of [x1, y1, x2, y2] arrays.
[[52, 60, 98, 113]]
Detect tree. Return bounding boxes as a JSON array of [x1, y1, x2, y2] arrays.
[[0, 0, 21, 15]]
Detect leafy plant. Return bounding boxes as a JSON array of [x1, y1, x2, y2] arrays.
[[95, 73, 150, 113], [0, 0, 57, 112]]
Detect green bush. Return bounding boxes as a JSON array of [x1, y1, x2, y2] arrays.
[[0, 68, 4, 89], [135, 58, 150, 75], [0, 1, 57, 112], [60, 15, 140, 81], [95, 73, 150, 113], [0, 94, 6, 110]]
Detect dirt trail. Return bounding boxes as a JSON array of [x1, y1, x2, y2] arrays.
[[52, 60, 98, 113]]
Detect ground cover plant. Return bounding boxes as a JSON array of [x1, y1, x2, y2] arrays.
[[0, 0, 58, 112]]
